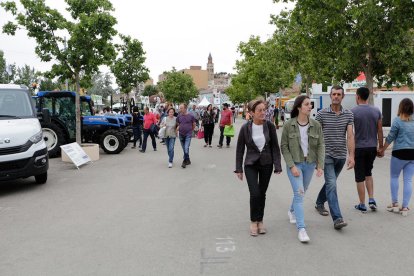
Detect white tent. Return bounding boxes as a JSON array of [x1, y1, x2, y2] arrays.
[[197, 97, 211, 107]]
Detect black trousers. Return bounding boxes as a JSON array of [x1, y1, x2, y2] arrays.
[[132, 126, 142, 147], [142, 129, 156, 151], [219, 126, 231, 146], [203, 123, 214, 145], [244, 164, 273, 222]]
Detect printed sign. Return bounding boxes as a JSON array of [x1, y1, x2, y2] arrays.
[[60, 142, 91, 169], [214, 98, 221, 105]]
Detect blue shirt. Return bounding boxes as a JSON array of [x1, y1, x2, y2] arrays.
[[385, 117, 414, 151]]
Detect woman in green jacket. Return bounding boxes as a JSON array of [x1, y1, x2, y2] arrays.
[[281, 95, 325, 243]]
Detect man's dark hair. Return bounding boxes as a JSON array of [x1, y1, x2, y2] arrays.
[[356, 87, 370, 101], [223, 103, 229, 107], [330, 85, 344, 95]]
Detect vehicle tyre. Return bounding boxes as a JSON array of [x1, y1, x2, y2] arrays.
[[41, 122, 67, 158], [100, 129, 125, 154], [122, 131, 130, 147], [35, 172, 47, 184]]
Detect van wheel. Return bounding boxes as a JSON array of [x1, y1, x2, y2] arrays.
[[41, 123, 66, 158], [100, 130, 125, 154], [35, 172, 47, 184]]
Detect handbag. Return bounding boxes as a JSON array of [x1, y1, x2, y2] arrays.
[[158, 126, 166, 139], [150, 123, 159, 135], [223, 125, 235, 137], [197, 128, 204, 139]]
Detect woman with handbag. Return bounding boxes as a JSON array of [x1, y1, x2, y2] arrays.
[[140, 107, 158, 153], [201, 104, 215, 148], [281, 95, 324, 243], [235, 98, 282, 236], [160, 107, 178, 168]]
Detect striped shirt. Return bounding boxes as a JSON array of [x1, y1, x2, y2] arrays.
[[316, 105, 354, 159]]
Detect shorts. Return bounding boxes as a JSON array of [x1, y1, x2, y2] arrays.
[[354, 147, 377, 182]]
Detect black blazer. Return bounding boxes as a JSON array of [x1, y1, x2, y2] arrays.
[[235, 120, 282, 173]]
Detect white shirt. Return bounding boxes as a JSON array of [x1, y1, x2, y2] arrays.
[[252, 123, 265, 152], [298, 123, 309, 157]]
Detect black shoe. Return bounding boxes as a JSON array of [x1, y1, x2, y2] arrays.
[[139, 150, 145, 153], [226, 145, 230, 148], [185, 159, 191, 165], [334, 218, 348, 230], [131, 146, 136, 149], [217, 145, 223, 148], [355, 203, 367, 213], [315, 205, 329, 216], [154, 148, 157, 151], [181, 161, 186, 168], [369, 199, 377, 211]]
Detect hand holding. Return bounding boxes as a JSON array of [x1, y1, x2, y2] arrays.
[[316, 168, 323, 177], [347, 157, 355, 170], [290, 166, 300, 177], [236, 172, 243, 181]]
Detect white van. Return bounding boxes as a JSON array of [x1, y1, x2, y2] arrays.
[[0, 84, 49, 184]]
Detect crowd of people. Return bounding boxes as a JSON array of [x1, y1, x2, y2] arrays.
[[105, 87, 413, 244], [235, 86, 414, 243]]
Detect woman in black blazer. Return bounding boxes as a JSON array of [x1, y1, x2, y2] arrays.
[[235, 98, 282, 236]]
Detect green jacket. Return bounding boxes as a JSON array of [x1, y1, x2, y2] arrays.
[[281, 117, 325, 169]]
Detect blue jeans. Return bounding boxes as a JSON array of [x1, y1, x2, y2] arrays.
[[287, 162, 316, 229], [165, 137, 176, 163], [390, 156, 414, 208], [179, 134, 192, 161], [316, 156, 345, 222]]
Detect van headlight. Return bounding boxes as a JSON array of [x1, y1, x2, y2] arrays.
[[30, 131, 43, 144]]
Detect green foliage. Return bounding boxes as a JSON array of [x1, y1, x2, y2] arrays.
[[39, 77, 61, 91], [272, 0, 414, 100], [87, 72, 114, 99], [110, 34, 149, 94], [0, 50, 6, 83], [14, 64, 40, 86], [142, 84, 159, 97], [158, 69, 198, 103]]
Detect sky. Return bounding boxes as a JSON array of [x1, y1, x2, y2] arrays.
[[0, 0, 291, 84]]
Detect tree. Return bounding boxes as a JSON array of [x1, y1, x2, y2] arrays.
[[1, 0, 118, 143], [111, 34, 149, 95], [87, 72, 114, 101], [39, 77, 61, 91], [273, 0, 414, 102], [158, 69, 198, 103], [14, 64, 40, 86], [0, 50, 6, 83], [142, 84, 158, 97]]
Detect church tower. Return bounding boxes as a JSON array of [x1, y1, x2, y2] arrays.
[[207, 53, 214, 86]]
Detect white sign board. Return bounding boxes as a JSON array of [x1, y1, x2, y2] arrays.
[[60, 143, 91, 169], [214, 98, 221, 105]]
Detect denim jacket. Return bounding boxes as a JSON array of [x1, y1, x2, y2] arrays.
[[281, 117, 325, 169], [385, 116, 414, 151]]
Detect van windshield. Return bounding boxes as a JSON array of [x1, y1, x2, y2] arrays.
[[0, 89, 34, 118]]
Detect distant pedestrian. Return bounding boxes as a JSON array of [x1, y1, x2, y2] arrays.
[[217, 103, 233, 148], [189, 104, 200, 137], [161, 107, 178, 168], [201, 104, 215, 148], [131, 106, 143, 149], [215, 107, 220, 124], [177, 103, 196, 168], [351, 87, 383, 213], [265, 103, 274, 122], [280, 108, 285, 124], [273, 105, 279, 128], [235, 98, 282, 236], [380, 98, 414, 216], [314, 85, 354, 230], [231, 106, 236, 123], [281, 95, 324, 243], [140, 107, 158, 153]]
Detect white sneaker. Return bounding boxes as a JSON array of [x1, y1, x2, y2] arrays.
[[298, 228, 310, 243], [168, 162, 172, 168], [288, 210, 296, 224]]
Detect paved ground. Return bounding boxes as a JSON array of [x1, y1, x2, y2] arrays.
[[1, 118, 413, 275]]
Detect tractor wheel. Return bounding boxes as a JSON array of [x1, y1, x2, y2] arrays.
[[100, 130, 125, 154], [41, 122, 67, 158], [122, 132, 130, 147]]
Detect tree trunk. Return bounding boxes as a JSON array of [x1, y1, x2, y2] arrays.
[[75, 73, 81, 144], [365, 50, 374, 105]]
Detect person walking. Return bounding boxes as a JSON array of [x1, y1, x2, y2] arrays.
[[235, 98, 282, 237], [161, 107, 178, 168], [131, 106, 143, 149], [218, 103, 233, 148], [380, 98, 414, 216], [314, 85, 355, 230], [201, 104, 215, 148], [281, 95, 324, 242], [140, 107, 158, 153], [351, 87, 383, 212], [177, 103, 196, 168]]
